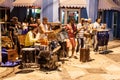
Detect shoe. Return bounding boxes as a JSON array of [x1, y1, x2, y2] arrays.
[[76, 49, 79, 53], [69, 56, 73, 58], [57, 67, 62, 71], [74, 56, 78, 59], [93, 49, 97, 52]]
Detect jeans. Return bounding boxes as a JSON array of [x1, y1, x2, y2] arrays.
[[76, 38, 84, 52]]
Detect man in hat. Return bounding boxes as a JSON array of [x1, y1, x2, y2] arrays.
[[9, 17, 22, 58]]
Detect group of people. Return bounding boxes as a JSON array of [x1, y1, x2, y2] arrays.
[[64, 17, 107, 59], [9, 16, 53, 58], [9, 16, 107, 60]]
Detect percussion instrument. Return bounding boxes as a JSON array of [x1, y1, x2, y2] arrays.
[[97, 29, 109, 46], [80, 48, 90, 62], [34, 43, 48, 51], [21, 48, 36, 63], [38, 51, 58, 70], [38, 38, 49, 45]]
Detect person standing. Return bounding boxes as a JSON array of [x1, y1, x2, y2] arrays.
[[39, 17, 53, 45], [65, 18, 77, 58], [40, 17, 53, 34], [86, 18, 94, 47], [93, 18, 101, 52], [76, 18, 85, 52], [9, 17, 22, 58]]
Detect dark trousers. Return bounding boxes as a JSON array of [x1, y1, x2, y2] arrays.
[[13, 37, 21, 56]]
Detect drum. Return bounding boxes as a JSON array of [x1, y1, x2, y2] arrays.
[[97, 30, 109, 46], [104, 31, 109, 45], [97, 31, 104, 46], [38, 51, 58, 70], [21, 48, 36, 63], [38, 38, 49, 45]]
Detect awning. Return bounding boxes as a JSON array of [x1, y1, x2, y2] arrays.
[[0, 0, 14, 7], [99, 0, 120, 11], [13, 0, 42, 7], [60, 0, 86, 8]]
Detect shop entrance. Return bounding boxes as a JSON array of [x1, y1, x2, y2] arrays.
[[60, 8, 80, 24], [112, 12, 118, 39]]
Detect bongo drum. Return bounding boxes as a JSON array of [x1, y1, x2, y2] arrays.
[[21, 48, 36, 63]]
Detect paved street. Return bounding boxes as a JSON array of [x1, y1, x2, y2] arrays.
[[0, 40, 120, 80]]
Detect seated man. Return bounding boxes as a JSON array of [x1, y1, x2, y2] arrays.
[[21, 24, 40, 64], [25, 24, 40, 47]]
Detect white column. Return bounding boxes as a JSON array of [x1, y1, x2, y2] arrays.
[[53, 0, 59, 22], [86, 0, 98, 22], [41, 0, 59, 22]]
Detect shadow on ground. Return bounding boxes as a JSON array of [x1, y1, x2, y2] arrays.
[[99, 50, 113, 54], [15, 69, 34, 74]]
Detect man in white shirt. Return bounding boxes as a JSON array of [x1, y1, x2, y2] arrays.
[[76, 18, 85, 52], [40, 17, 53, 34], [93, 18, 101, 52], [93, 18, 101, 30]]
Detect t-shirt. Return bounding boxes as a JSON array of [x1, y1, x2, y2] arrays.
[[25, 31, 40, 47], [93, 22, 101, 29], [76, 23, 84, 38]]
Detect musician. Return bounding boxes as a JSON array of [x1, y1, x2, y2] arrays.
[[35, 18, 41, 27], [86, 18, 94, 46], [40, 17, 53, 34], [9, 17, 21, 58], [76, 18, 85, 52], [28, 17, 35, 24], [25, 24, 40, 47], [93, 18, 102, 52]]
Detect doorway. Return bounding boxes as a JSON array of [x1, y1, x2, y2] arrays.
[[112, 12, 118, 38], [60, 8, 80, 24]]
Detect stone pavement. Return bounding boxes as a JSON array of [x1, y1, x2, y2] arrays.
[[108, 40, 120, 49], [0, 40, 120, 80]]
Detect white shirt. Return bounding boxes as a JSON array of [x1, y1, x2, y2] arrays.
[[76, 23, 84, 38], [40, 23, 50, 32], [93, 22, 101, 29]]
